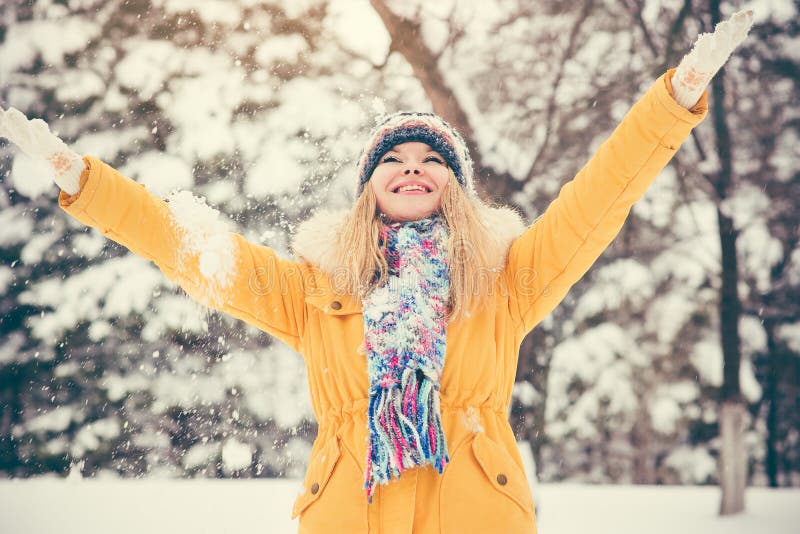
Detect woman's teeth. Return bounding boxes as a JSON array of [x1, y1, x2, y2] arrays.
[[395, 185, 429, 193]]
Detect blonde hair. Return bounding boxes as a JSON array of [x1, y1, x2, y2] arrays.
[[332, 169, 503, 323]]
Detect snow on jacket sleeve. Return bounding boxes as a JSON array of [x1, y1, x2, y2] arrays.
[[58, 156, 306, 352], [506, 68, 709, 335]]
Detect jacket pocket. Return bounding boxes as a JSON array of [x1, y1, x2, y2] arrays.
[[471, 431, 535, 514], [292, 434, 342, 519], [440, 432, 536, 533], [293, 434, 369, 533]]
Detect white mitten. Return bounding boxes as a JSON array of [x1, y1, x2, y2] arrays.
[[672, 9, 755, 109], [0, 106, 85, 195]]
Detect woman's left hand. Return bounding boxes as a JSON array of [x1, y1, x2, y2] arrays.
[[671, 9, 755, 109]]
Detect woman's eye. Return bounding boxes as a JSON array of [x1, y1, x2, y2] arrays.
[[382, 156, 400, 163], [424, 156, 444, 164]]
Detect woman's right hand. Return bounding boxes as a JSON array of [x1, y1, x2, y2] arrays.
[[671, 9, 754, 109], [0, 106, 85, 195]]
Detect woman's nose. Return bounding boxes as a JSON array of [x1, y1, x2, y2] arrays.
[[404, 168, 421, 175]]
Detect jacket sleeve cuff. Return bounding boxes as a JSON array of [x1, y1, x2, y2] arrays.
[[660, 67, 709, 122], [58, 155, 101, 212]]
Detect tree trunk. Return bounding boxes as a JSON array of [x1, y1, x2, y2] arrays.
[[718, 401, 747, 514], [631, 400, 656, 484], [708, 0, 746, 515], [763, 320, 779, 487], [716, 208, 746, 515]]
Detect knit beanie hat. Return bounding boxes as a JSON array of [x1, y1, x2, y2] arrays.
[[354, 111, 475, 198]]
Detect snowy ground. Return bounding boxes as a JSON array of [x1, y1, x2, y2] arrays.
[[0, 479, 796, 533]]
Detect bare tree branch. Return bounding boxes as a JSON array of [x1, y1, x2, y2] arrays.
[[661, 0, 693, 72], [523, 0, 594, 184], [437, 3, 467, 62], [337, 40, 394, 71], [624, 0, 659, 57], [688, 131, 722, 198]]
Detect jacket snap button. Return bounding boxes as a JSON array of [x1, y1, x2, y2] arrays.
[[497, 473, 507, 485], [330, 301, 342, 310], [311, 482, 320, 494]]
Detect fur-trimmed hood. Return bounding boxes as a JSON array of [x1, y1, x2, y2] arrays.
[[290, 204, 529, 276]]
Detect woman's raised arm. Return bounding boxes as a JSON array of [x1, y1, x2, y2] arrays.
[[505, 10, 754, 335], [0, 110, 308, 352]]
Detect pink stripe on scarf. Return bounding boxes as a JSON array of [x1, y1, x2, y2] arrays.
[[389, 403, 409, 454], [403, 375, 418, 417]]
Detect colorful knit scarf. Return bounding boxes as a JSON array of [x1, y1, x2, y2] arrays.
[[361, 214, 451, 503]]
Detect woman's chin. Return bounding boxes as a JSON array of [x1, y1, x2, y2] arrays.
[[383, 209, 436, 222], [377, 198, 442, 222]]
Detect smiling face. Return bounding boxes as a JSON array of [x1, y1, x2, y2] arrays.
[[369, 141, 451, 222]]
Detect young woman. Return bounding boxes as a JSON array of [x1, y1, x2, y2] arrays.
[[0, 10, 753, 534]]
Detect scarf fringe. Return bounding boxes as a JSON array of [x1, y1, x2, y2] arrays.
[[364, 367, 450, 503]]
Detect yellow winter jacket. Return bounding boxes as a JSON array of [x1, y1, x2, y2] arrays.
[[59, 68, 707, 533]]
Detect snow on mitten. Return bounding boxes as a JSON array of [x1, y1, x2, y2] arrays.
[[165, 189, 237, 309], [672, 9, 754, 109], [0, 106, 85, 194]]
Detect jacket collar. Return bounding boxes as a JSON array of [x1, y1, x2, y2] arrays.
[[290, 204, 527, 312]]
